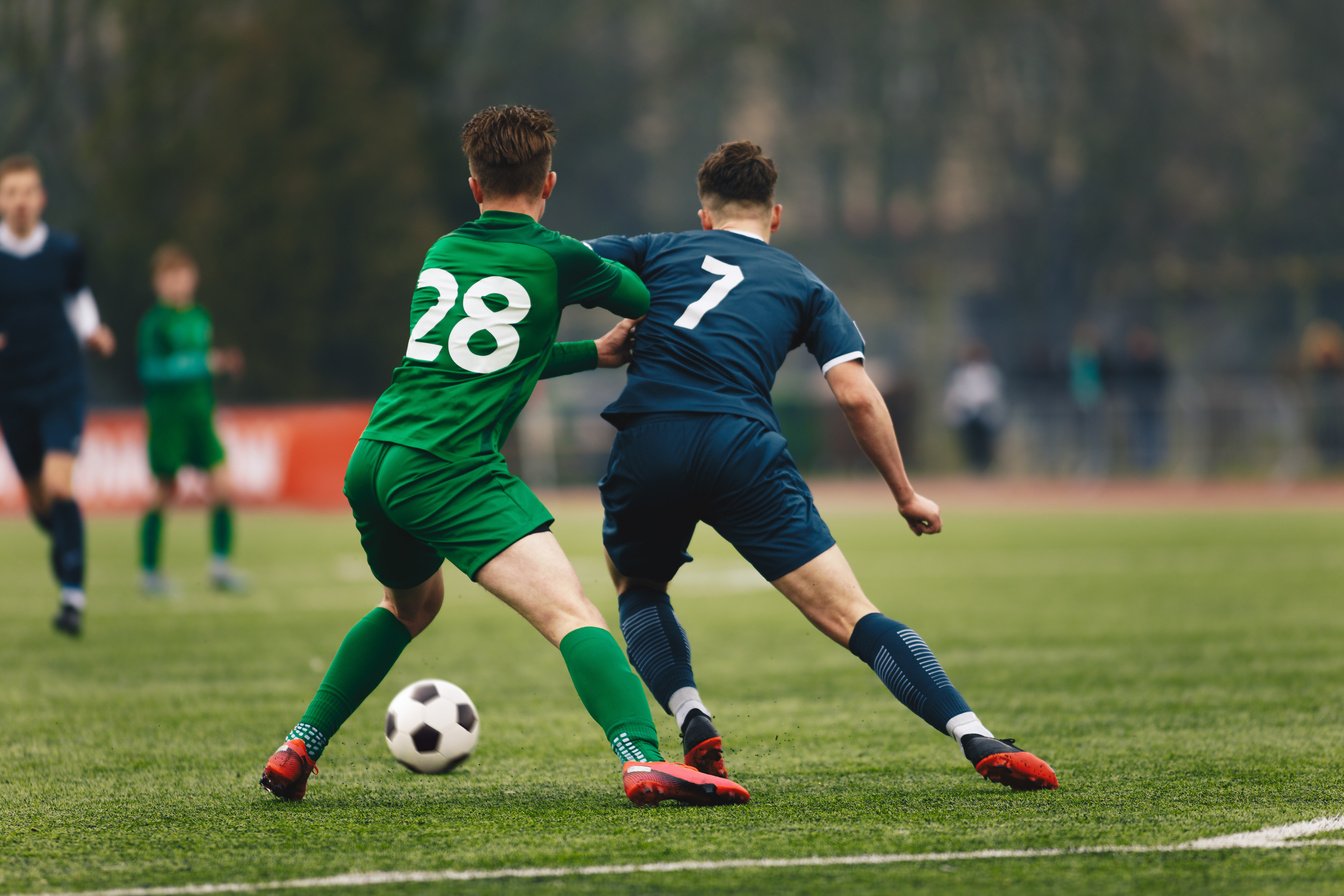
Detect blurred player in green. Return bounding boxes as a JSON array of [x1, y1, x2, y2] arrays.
[[259, 105, 749, 806], [136, 244, 246, 595]]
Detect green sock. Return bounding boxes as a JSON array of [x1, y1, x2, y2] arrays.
[[210, 504, 232, 557], [139, 510, 163, 571], [559, 626, 662, 763], [292, 607, 412, 761]]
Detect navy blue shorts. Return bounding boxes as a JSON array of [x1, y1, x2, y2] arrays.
[[0, 393, 85, 480], [600, 413, 835, 583]]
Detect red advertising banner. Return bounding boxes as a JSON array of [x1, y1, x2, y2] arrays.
[[0, 404, 371, 513]]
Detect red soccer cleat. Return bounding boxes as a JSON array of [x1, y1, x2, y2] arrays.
[[680, 711, 728, 778], [684, 735, 727, 778], [962, 735, 1059, 791], [260, 738, 319, 801], [622, 760, 750, 806]]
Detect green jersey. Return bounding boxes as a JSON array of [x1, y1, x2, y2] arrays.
[[362, 211, 649, 460], [137, 302, 215, 413]]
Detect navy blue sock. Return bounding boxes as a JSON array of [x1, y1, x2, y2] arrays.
[[618, 588, 695, 713], [48, 498, 86, 590], [848, 612, 970, 735]]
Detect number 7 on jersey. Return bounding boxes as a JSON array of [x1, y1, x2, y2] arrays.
[[674, 255, 744, 330]]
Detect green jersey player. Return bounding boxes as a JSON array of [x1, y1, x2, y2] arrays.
[[260, 105, 749, 807], [136, 243, 245, 595]]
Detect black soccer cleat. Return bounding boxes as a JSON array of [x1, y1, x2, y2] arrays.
[[961, 734, 1058, 790], [680, 710, 727, 778], [52, 604, 83, 637]]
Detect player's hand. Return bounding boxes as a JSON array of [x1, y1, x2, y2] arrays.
[[594, 318, 638, 368], [0, 331, 7, 351], [85, 324, 116, 357], [897, 492, 942, 536], [208, 347, 245, 377]]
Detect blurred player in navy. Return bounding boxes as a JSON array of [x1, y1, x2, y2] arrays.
[[588, 141, 1057, 790], [0, 154, 115, 636]]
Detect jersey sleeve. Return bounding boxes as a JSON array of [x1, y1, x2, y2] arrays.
[[64, 289, 101, 341], [552, 236, 650, 318], [539, 339, 598, 379], [64, 241, 89, 294], [61, 241, 102, 341], [585, 234, 652, 273], [804, 283, 866, 374]]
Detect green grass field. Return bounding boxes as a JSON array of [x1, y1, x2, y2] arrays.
[[2, 494, 1342, 895]]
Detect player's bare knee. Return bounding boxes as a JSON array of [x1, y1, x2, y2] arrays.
[[151, 478, 175, 510], [533, 595, 608, 646], [626, 575, 669, 594], [41, 476, 74, 502], [383, 574, 444, 637], [207, 465, 232, 503], [605, 554, 666, 595], [40, 455, 76, 501]]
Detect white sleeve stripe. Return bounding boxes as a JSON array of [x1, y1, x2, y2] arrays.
[[821, 351, 865, 375], [64, 288, 101, 341]]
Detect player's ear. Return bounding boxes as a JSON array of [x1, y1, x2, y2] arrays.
[[769, 203, 782, 233], [468, 177, 485, 205], [698, 208, 713, 231], [540, 170, 557, 200]]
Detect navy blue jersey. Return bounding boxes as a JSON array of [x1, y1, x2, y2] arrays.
[[0, 226, 89, 403], [588, 229, 864, 431]]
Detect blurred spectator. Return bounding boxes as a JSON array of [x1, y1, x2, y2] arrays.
[[1300, 319, 1344, 471], [1115, 325, 1169, 474], [1068, 323, 1108, 476], [942, 342, 1005, 474]]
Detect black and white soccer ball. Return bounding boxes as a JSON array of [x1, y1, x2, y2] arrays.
[[385, 679, 479, 773]]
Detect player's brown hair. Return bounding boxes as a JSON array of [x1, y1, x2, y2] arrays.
[[0, 153, 42, 185], [151, 242, 197, 274], [460, 105, 557, 199], [697, 141, 777, 210]]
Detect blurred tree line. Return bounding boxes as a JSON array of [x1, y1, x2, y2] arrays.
[[3, 0, 1343, 407]]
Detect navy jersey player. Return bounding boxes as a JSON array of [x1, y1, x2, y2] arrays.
[[0, 154, 115, 636], [587, 141, 1057, 791]]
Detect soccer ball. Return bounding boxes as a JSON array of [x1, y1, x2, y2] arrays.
[[384, 679, 480, 773]]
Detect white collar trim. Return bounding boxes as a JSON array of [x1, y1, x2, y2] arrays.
[[722, 227, 767, 243], [0, 221, 49, 258]]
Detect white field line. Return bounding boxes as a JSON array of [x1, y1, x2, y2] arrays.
[[16, 815, 1344, 896]]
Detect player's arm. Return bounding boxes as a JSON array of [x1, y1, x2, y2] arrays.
[[64, 244, 114, 356], [539, 319, 637, 379], [824, 359, 942, 536], [64, 289, 115, 357], [599, 261, 651, 318], [571, 257, 647, 319], [566, 235, 652, 319]]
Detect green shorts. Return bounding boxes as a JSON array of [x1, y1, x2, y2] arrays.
[[344, 438, 554, 586], [146, 405, 226, 478]]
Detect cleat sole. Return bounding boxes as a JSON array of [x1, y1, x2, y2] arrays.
[[259, 771, 303, 801], [975, 752, 1059, 791], [624, 767, 749, 807]]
